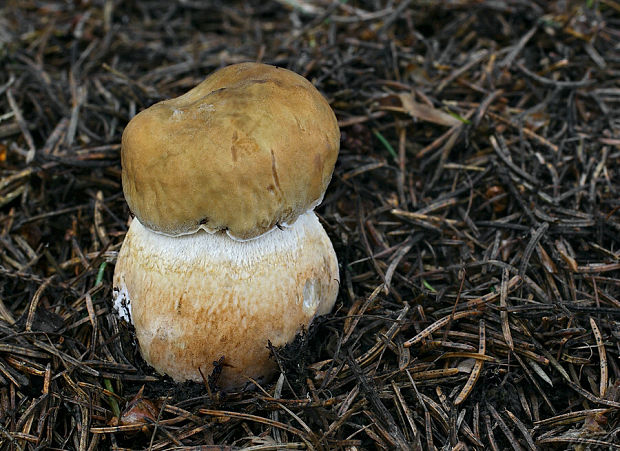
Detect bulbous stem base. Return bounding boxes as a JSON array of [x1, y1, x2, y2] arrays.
[[112, 211, 339, 389]]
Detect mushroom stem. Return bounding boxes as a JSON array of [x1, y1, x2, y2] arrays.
[[113, 211, 339, 388]]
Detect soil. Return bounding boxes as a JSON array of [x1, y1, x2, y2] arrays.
[[0, 1, 619, 449]]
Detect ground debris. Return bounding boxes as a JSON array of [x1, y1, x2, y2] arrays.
[[0, 1, 619, 449]]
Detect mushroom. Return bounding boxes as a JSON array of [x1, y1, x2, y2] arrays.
[[112, 63, 340, 389]]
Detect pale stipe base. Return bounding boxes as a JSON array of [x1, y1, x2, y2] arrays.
[[112, 211, 339, 389]]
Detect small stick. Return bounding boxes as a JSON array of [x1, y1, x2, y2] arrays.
[[6, 89, 36, 163], [404, 310, 483, 347], [454, 319, 485, 405], [589, 317, 608, 398]]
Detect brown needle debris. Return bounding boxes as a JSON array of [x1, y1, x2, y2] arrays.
[[0, 1, 619, 449]]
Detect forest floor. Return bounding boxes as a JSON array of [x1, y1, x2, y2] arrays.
[[1, 1, 619, 449]]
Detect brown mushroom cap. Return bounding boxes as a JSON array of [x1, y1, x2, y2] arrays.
[[121, 62, 340, 240]]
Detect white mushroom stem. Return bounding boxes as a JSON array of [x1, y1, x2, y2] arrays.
[[112, 211, 339, 388]]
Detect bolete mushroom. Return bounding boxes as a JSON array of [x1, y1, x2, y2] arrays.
[[112, 62, 340, 389]]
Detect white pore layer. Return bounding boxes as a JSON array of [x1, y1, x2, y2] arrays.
[[122, 210, 322, 268]]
